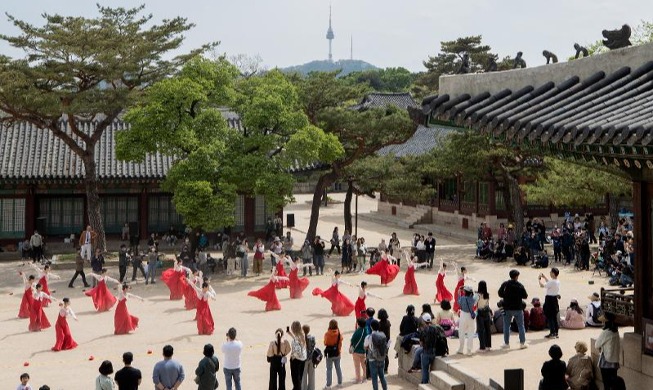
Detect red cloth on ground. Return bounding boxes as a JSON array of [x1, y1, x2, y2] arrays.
[[114, 299, 139, 335], [160, 269, 186, 300], [354, 295, 367, 319], [52, 314, 77, 351], [288, 268, 309, 299], [453, 278, 465, 312], [195, 298, 215, 335], [18, 286, 33, 318], [403, 266, 420, 295], [38, 276, 52, 307], [435, 272, 453, 303], [312, 284, 355, 316], [274, 262, 289, 289], [183, 282, 199, 310], [29, 298, 51, 331], [84, 280, 117, 312], [365, 258, 399, 285], [248, 281, 282, 311]]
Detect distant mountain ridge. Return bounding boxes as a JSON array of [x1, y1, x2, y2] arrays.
[[282, 59, 378, 76]]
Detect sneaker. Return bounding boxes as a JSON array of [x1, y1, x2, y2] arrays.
[[500, 344, 510, 349], [520, 343, 528, 349], [84, 284, 91, 288], [68, 284, 74, 288], [456, 350, 464, 355]]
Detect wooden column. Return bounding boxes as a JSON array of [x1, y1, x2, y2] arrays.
[[139, 188, 148, 239], [244, 196, 256, 236], [25, 186, 35, 236], [488, 181, 496, 216], [632, 181, 653, 333]]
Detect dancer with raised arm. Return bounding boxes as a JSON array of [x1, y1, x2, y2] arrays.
[[248, 269, 289, 311], [52, 297, 78, 351], [17, 272, 35, 319], [183, 269, 203, 311], [354, 281, 382, 319], [285, 256, 314, 299], [84, 269, 119, 312], [403, 253, 428, 295], [365, 251, 400, 286], [30, 283, 56, 331], [160, 258, 189, 300], [453, 264, 476, 312], [273, 253, 290, 289], [434, 260, 453, 304], [190, 281, 216, 335], [312, 270, 356, 316], [115, 284, 144, 335], [31, 263, 61, 307]]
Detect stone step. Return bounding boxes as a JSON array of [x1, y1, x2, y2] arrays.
[[430, 370, 465, 390], [418, 384, 438, 390]]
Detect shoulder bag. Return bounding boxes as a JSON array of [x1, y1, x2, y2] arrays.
[[349, 331, 363, 354]]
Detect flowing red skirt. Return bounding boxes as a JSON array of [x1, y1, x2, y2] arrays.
[[114, 299, 139, 335], [403, 267, 420, 295], [453, 278, 465, 312], [288, 269, 309, 299], [366, 259, 400, 285], [29, 299, 51, 331], [39, 276, 52, 307], [435, 273, 453, 303], [274, 262, 289, 289], [196, 299, 215, 335], [84, 280, 117, 312], [160, 269, 186, 300], [18, 287, 33, 318], [52, 314, 77, 351], [354, 296, 367, 319], [183, 282, 199, 310], [248, 281, 281, 311], [312, 285, 355, 316]]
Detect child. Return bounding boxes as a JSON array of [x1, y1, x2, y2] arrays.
[[17, 373, 32, 390]]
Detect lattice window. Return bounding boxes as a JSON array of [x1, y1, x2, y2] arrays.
[[38, 197, 83, 235], [0, 198, 25, 238], [479, 182, 489, 205], [148, 195, 183, 233], [234, 195, 245, 229], [101, 196, 138, 234]]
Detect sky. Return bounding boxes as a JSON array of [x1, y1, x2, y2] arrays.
[[1, 0, 652, 72]]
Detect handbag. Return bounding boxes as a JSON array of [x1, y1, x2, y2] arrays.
[[349, 331, 364, 354], [464, 296, 476, 320], [324, 332, 340, 358]]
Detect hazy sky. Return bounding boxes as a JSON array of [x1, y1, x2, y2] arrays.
[[1, 0, 651, 71]]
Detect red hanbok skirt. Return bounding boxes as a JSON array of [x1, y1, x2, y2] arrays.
[[39, 276, 52, 307], [18, 287, 33, 318], [183, 282, 199, 311], [248, 281, 281, 311], [403, 267, 420, 295], [161, 269, 186, 300], [453, 278, 465, 312], [29, 299, 51, 331], [354, 296, 367, 319], [274, 262, 289, 289], [288, 269, 309, 299], [84, 280, 117, 312], [196, 299, 214, 335], [435, 273, 453, 303], [52, 314, 77, 351], [312, 285, 355, 316], [114, 299, 139, 335], [366, 259, 399, 285]]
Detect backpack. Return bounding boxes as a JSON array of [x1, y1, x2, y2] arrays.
[[591, 302, 603, 324], [369, 332, 388, 361], [427, 325, 449, 357], [311, 347, 323, 366]]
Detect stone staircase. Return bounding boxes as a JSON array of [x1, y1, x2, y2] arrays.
[[359, 205, 432, 229]]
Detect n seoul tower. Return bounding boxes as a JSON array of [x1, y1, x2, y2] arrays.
[[326, 5, 335, 62]]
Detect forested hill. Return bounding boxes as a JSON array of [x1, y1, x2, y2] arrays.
[[282, 59, 378, 76]]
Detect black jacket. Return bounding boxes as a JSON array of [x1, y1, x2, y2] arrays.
[[498, 279, 528, 310]]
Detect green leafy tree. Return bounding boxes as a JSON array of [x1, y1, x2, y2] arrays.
[[0, 5, 210, 250], [342, 67, 417, 92]]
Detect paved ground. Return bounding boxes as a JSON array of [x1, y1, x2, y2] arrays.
[[0, 193, 622, 390]]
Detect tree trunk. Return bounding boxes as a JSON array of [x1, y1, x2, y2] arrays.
[[307, 172, 336, 242], [83, 153, 107, 252], [343, 180, 354, 234], [608, 193, 619, 228], [504, 171, 525, 240]]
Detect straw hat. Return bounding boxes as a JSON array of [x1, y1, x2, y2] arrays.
[[588, 292, 600, 302]]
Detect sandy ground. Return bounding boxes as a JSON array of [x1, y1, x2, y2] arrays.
[[0, 193, 620, 390]]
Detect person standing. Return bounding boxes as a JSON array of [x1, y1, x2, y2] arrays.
[[146, 247, 158, 285], [238, 239, 249, 278], [283, 231, 294, 258], [475, 281, 493, 352], [539, 344, 568, 390], [131, 251, 147, 282], [595, 312, 621, 390], [364, 319, 388, 390], [222, 327, 243, 390], [287, 321, 307, 390], [457, 286, 478, 355], [96, 360, 115, 390], [498, 269, 529, 349], [114, 352, 142, 390], [301, 324, 315, 390], [350, 318, 367, 384], [538, 267, 561, 339], [328, 227, 340, 256], [152, 345, 185, 390], [68, 254, 90, 288], [267, 328, 291, 390], [323, 319, 343, 389], [90, 248, 105, 287], [424, 232, 436, 268], [17, 373, 32, 390], [253, 239, 266, 277], [79, 225, 97, 262], [118, 245, 130, 283], [52, 297, 78, 351], [312, 237, 325, 276], [300, 240, 313, 277], [30, 230, 44, 263], [195, 344, 219, 390]]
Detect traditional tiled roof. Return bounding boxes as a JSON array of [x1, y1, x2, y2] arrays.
[[377, 125, 455, 157], [413, 52, 653, 168], [352, 92, 418, 111]]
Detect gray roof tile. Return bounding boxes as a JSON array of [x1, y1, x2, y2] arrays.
[[377, 125, 455, 157]]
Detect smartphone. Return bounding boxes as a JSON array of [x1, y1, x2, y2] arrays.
[[286, 326, 290, 333]]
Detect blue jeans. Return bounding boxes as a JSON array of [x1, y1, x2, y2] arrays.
[[503, 309, 526, 345], [369, 360, 387, 390], [146, 262, 156, 284], [240, 255, 248, 277], [325, 356, 342, 387], [420, 351, 435, 384], [313, 255, 324, 275], [224, 367, 241, 390]]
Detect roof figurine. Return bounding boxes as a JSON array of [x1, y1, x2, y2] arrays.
[[513, 51, 527, 69], [542, 50, 558, 64], [485, 57, 498, 72], [602, 24, 632, 50], [573, 43, 589, 59], [457, 53, 471, 74]]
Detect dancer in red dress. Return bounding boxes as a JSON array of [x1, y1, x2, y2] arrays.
[[115, 284, 144, 335], [17, 272, 35, 318], [452, 265, 476, 312], [190, 282, 216, 335], [30, 283, 55, 331], [312, 271, 356, 316], [85, 269, 119, 312], [160, 259, 189, 300], [434, 260, 453, 304], [248, 270, 289, 311], [284, 256, 313, 299], [52, 297, 78, 351], [273, 254, 290, 289], [403, 253, 428, 296], [31, 263, 61, 307], [354, 281, 382, 319], [365, 251, 400, 286], [183, 269, 202, 311]]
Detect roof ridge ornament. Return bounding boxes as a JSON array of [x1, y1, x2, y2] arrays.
[[602, 24, 632, 50], [513, 52, 526, 69], [574, 43, 589, 59], [542, 50, 558, 64]]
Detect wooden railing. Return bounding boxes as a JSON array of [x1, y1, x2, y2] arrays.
[[601, 287, 635, 327]]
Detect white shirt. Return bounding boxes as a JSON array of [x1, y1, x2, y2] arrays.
[[222, 340, 243, 369], [544, 279, 560, 296], [85, 231, 91, 245]]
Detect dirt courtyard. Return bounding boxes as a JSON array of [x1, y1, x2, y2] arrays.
[[0, 194, 618, 390]]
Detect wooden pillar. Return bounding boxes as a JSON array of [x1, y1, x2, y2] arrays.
[[475, 181, 480, 215], [25, 186, 36, 236], [488, 181, 496, 216], [244, 196, 256, 236], [139, 188, 148, 239], [632, 181, 653, 333]]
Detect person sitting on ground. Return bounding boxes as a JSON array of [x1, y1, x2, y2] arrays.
[[540, 344, 568, 390], [566, 341, 594, 390], [561, 299, 586, 329], [529, 297, 546, 331], [533, 250, 550, 269], [585, 292, 603, 328], [514, 246, 528, 266], [434, 300, 456, 338]]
